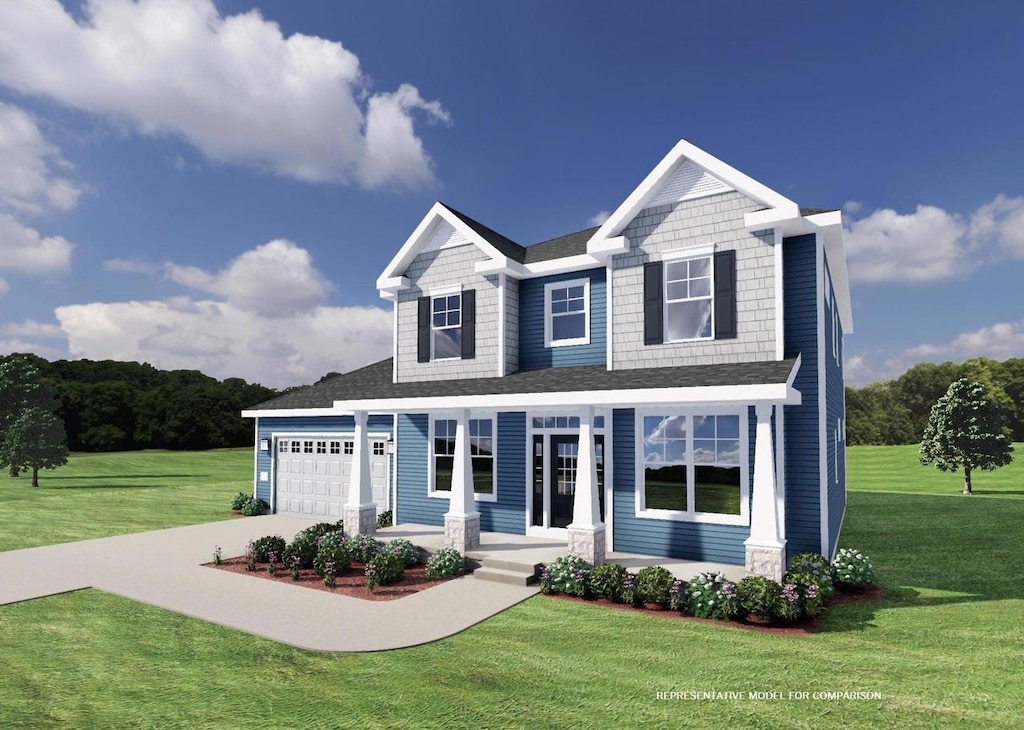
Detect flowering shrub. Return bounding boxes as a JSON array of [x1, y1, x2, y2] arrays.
[[831, 548, 876, 588], [323, 562, 337, 588], [788, 552, 835, 598], [288, 554, 301, 581], [668, 579, 688, 612], [240, 497, 268, 516], [589, 563, 629, 602], [621, 572, 637, 605], [313, 532, 350, 578], [376, 510, 393, 529], [686, 571, 739, 620], [540, 555, 592, 597], [382, 538, 419, 567], [267, 551, 279, 575], [635, 566, 675, 608], [425, 547, 465, 579], [213, 545, 222, 565], [365, 552, 405, 592], [250, 535, 287, 563], [244, 540, 256, 572], [346, 534, 384, 564], [737, 576, 783, 620], [778, 571, 824, 621], [284, 523, 341, 568], [230, 492, 248, 511]]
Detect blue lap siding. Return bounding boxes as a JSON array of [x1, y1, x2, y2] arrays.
[[823, 257, 847, 558], [519, 268, 606, 369]]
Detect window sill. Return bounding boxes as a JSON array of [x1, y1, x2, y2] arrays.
[[428, 356, 462, 363], [662, 335, 715, 345], [428, 491, 498, 503], [636, 507, 748, 526], [546, 336, 590, 348]]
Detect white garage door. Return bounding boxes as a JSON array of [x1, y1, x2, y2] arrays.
[[274, 436, 389, 518]]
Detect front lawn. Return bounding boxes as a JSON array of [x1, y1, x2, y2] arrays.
[[0, 446, 1021, 728]]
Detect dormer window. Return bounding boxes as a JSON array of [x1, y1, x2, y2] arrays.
[[417, 288, 476, 363], [544, 278, 590, 347], [432, 293, 462, 359], [664, 256, 713, 341]]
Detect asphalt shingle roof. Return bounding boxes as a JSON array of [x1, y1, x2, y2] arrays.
[[249, 357, 798, 411]]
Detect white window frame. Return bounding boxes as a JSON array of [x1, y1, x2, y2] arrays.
[[428, 414, 498, 502], [430, 289, 463, 362], [663, 252, 715, 343], [634, 406, 749, 526], [543, 277, 590, 348]]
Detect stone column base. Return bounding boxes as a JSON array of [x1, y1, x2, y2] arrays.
[[444, 513, 480, 553], [567, 524, 606, 566], [343, 504, 377, 537], [744, 541, 785, 581]]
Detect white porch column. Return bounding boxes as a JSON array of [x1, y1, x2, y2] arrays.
[[444, 409, 480, 552], [343, 410, 377, 536], [567, 406, 606, 565], [744, 403, 786, 580]]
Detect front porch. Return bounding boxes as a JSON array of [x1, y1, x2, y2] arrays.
[[377, 523, 746, 583]]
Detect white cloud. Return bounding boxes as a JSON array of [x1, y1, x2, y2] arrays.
[[55, 298, 392, 388], [588, 210, 611, 226], [0, 0, 449, 188], [104, 258, 161, 275], [966, 194, 1024, 258], [0, 213, 74, 275], [163, 239, 330, 318], [0, 320, 64, 338], [0, 337, 67, 361], [842, 200, 863, 214], [0, 276, 9, 295], [0, 101, 82, 215]]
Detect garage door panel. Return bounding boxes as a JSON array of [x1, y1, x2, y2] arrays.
[[275, 436, 390, 516]]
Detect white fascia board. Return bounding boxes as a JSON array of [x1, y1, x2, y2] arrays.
[[475, 257, 524, 277], [786, 353, 803, 389], [589, 139, 799, 251], [331, 381, 800, 413], [241, 407, 351, 418], [813, 218, 854, 334], [745, 207, 802, 231], [522, 254, 607, 277]]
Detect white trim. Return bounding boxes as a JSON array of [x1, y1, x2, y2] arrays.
[[429, 290, 463, 362], [392, 299, 398, 383], [243, 407, 347, 418], [523, 254, 605, 276], [543, 277, 591, 348], [392, 413, 399, 524], [774, 404, 786, 540], [652, 242, 717, 261], [773, 227, 785, 360], [816, 233, 830, 556], [662, 250, 715, 343], [497, 273, 506, 377], [427, 414, 498, 503], [605, 264, 614, 371], [252, 418, 259, 499], [634, 406, 751, 526], [425, 284, 463, 297], [604, 408, 615, 549]]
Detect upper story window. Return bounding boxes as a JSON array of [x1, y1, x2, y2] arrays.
[[417, 289, 476, 363], [664, 256, 713, 341], [544, 279, 590, 347], [432, 293, 462, 359]]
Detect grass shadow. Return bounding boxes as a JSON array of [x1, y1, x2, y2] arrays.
[[40, 483, 165, 491], [44, 474, 205, 481]]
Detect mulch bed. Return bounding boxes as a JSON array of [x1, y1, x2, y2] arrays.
[[544, 585, 883, 636], [206, 556, 453, 601]]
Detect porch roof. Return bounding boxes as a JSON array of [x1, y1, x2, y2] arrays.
[[244, 356, 801, 416]]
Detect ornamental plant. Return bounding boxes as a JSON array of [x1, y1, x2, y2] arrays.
[[736, 576, 783, 620], [788, 553, 835, 598], [382, 538, 418, 567], [621, 572, 637, 605], [244, 540, 256, 572], [376, 510, 394, 529], [365, 552, 405, 592], [778, 571, 824, 621], [249, 535, 287, 563], [267, 551, 279, 576], [540, 555, 592, 597], [668, 579, 688, 612], [230, 492, 248, 511], [288, 554, 301, 581], [831, 548, 876, 588], [589, 563, 629, 602], [284, 523, 341, 568], [212, 545, 222, 566], [686, 571, 739, 620], [240, 497, 268, 516], [313, 533, 350, 578], [635, 566, 675, 608], [346, 533, 384, 564], [323, 561, 337, 588], [425, 548, 465, 579]]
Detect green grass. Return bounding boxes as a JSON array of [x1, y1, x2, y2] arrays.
[[1, 445, 1022, 728], [0, 449, 251, 552]]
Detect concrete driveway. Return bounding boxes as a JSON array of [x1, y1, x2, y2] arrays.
[[0, 516, 538, 652]]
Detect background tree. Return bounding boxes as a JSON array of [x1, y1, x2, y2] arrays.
[[1, 407, 69, 487], [920, 378, 1014, 494], [0, 356, 60, 476]]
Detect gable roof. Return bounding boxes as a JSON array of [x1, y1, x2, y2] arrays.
[[522, 226, 599, 264], [439, 203, 525, 263]]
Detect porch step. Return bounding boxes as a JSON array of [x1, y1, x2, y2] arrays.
[[472, 566, 539, 587]]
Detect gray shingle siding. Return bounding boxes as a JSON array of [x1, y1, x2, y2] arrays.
[[519, 268, 606, 370], [610, 191, 776, 370], [504, 276, 519, 374]]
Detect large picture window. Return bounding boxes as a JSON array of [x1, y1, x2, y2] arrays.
[[664, 256, 713, 341], [544, 279, 589, 346], [431, 417, 495, 498], [640, 412, 744, 521], [431, 293, 462, 359]]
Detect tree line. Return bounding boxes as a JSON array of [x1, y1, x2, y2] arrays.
[[0, 353, 278, 452], [846, 357, 1024, 446]]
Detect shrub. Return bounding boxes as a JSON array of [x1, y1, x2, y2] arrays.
[[621, 572, 638, 605], [425, 548, 465, 579], [212, 545, 222, 565], [346, 533, 384, 564], [323, 562, 337, 588], [313, 532, 350, 578], [365, 552, 405, 591], [788, 552, 836, 598], [240, 497, 268, 516], [288, 554, 301, 581], [249, 535, 287, 563], [376, 510, 393, 529], [230, 492, 248, 511], [382, 538, 419, 567], [635, 566, 675, 608], [831, 548, 876, 588], [668, 579, 688, 612], [540, 555, 591, 597], [589, 563, 628, 602], [244, 540, 256, 572], [283, 523, 341, 568], [737, 576, 783, 620], [686, 571, 739, 620], [779, 571, 824, 621]]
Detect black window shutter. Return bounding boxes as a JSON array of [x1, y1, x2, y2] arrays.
[[643, 261, 664, 345], [461, 289, 476, 359], [714, 250, 737, 339], [417, 296, 430, 362]]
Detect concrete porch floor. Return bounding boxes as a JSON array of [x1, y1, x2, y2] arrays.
[[377, 523, 746, 582]]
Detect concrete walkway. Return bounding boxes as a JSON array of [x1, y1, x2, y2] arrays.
[[0, 516, 538, 652]]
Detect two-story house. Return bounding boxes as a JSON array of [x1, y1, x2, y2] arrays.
[[242, 139, 852, 580]]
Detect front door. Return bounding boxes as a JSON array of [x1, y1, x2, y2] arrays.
[[546, 435, 605, 529]]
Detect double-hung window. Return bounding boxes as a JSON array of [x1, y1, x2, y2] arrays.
[[431, 417, 495, 499], [664, 256, 713, 341], [431, 293, 462, 359], [544, 279, 589, 346]]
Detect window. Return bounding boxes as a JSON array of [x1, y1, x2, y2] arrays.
[[431, 417, 495, 497], [373, 441, 386, 457], [664, 256, 713, 341], [531, 415, 605, 429], [290, 441, 300, 453], [278, 440, 289, 453], [329, 441, 340, 455], [432, 293, 462, 359], [640, 412, 744, 520], [303, 441, 313, 454], [316, 441, 326, 454], [343, 441, 353, 455], [544, 279, 589, 346]]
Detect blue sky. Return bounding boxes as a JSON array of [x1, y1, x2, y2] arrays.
[[1, 0, 1022, 388]]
